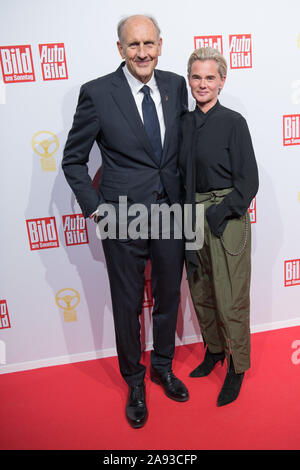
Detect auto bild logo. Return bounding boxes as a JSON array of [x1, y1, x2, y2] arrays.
[[0, 45, 35, 83], [249, 197, 256, 223], [229, 34, 252, 69], [194, 35, 223, 53], [283, 114, 300, 146], [62, 214, 89, 246], [284, 259, 300, 287], [26, 217, 59, 250], [39, 43, 68, 81], [0, 300, 11, 329]]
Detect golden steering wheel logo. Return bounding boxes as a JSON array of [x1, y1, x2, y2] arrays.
[[31, 131, 59, 172], [297, 33, 300, 49], [55, 288, 80, 322]]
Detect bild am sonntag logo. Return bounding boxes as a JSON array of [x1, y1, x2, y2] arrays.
[[284, 259, 300, 287], [0, 45, 35, 83], [26, 217, 59, 250], [194, 35, 223, 53], [283, 114, 300, 146]]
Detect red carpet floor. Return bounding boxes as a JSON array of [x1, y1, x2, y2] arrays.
[[0, 326, 300, 450]]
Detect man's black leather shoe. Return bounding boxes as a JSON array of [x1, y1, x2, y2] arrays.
[[126, 383, 148, 428], [150, 367, 189, 402]]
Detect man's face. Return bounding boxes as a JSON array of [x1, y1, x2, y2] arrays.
[[117, 16, 162, 83], [188, 59, 226, 112]]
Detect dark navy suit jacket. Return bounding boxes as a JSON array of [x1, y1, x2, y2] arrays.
[[62, 62, 188, 218]]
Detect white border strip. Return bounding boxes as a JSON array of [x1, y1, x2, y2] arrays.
[[1, 318, 300, 375]]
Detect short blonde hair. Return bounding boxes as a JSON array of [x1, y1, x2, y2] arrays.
[[187, 47, 227, 79]]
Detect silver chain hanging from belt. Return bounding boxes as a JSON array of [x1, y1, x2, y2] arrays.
[[220, 213, 249, 256]]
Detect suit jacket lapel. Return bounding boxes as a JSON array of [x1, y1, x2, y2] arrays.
[[110, 64, 157, 164], [155, 69, 172, 164]]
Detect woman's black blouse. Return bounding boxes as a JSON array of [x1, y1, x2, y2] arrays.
[[179, 100, 259, 276]]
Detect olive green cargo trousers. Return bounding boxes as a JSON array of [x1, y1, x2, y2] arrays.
[[188, 189, 251, 374]]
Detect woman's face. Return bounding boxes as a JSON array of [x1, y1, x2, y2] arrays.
[[188, 59, 226, 112]]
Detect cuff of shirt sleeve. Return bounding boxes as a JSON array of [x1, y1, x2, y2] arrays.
[[89, 210, 98, 218], [89, 207, 101, 222]]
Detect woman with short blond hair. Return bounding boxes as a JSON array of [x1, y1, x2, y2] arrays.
[[180, 47, 259, 406]]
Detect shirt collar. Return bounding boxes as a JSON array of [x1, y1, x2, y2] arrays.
[[123, 64, 157, 96], [195, 99, 220, 116], [194, 100, 221, 128]]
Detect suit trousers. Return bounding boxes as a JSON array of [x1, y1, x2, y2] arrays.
[[101, 202, 185, 386], [188, 189, 252, 374]]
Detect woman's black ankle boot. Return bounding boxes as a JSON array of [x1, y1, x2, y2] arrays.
[[217, 357, 244, 406], [190, 348, 225, 377]]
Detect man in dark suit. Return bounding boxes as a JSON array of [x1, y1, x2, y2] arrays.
[[62, 14, 189, 428]]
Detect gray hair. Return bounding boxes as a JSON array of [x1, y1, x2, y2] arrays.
[[187, 47, 227, 79], [117, 15, 161, 44]]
